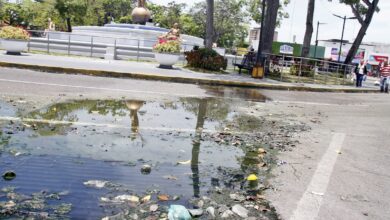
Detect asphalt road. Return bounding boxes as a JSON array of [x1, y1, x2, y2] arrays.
[[0, 67, 389, 220]]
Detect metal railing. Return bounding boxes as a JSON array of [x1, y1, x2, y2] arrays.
[[26, 30, 197, 64], [230, 53, 356, 85]]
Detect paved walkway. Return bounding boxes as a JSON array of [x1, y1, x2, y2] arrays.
[[0, 52, 379, 92]]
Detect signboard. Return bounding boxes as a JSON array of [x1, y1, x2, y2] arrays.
[[368, 55, 388, 65], [280, 45, 293, 55], [330, 48, 347, 62], [352, 49, 365, 64]]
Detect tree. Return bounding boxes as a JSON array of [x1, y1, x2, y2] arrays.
[[301, 0, 315, 57], [0, 0, 65, 30], [205, 0, 214, 49], [55, 0, 88, 32], [0, 0, 4, 22], [1, 3, 23, 26], [246, 0, 289, 25], [101, 0, 134, 24], [190, 0, 249, 48], [340, 0, 380, 64], [179, 14, 203, 37], [262, 0, 280, 54], [247, 0, 289, 53], [149, 2, 187, 28]]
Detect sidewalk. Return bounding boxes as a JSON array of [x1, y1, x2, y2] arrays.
[[0, 52, 379, 93]]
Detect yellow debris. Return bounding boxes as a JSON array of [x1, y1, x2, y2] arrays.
[[247, 174, 258, 181]]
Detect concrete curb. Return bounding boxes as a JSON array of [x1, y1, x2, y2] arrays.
[[0, 61, 378, 93]]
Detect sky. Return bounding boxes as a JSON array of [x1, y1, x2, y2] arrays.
[[153, 0, 390, 44]]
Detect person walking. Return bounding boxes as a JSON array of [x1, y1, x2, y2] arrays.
[[355, 60, 367, 87], [379, 61, 390, 93]]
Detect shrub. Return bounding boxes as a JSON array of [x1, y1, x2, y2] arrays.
[[0, 26, 30, 41], [290, 63, 314, 77], [185, 48, 227, 71], [153, 37, 181, 54]]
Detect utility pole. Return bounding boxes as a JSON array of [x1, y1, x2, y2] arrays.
[[333, 14, 356, 62], [314, 21, 326, 59]]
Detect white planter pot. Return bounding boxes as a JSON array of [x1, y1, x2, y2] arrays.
[[1, 39, 28, 54], [154, 52, 180, 68]]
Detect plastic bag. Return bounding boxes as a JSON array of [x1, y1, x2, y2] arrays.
[[168, 205, 191, 220]]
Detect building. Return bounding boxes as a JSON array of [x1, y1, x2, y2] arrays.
[[319, 39, 390, 65]]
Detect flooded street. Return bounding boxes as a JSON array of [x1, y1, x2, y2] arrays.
[[0, 87, 306, 219]]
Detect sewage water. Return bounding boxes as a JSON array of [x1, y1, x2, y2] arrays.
[[0, 97, 272, 219]]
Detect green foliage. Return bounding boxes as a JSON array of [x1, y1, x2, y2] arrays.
[[149, 2, 186, 28], [0, 1, 29, 27], [0, 26, 30, 40], [54, 0, 87, 23], [185, 48, 227, 71], [189, 0, 249, 47], [246, 0, 290, 25], [336, 0, 380, 24], [118, 15, 132, 24], [179, 14, 203, 38], [289, 63, 314, 77]]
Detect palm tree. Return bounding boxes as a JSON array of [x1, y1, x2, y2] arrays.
[[301, 0, 315, 58], [205, 0, 214, 49]]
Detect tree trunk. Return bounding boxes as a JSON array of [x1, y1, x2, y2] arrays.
[[205, 0, 214, 49], [344, 0, 379, 64], [262, 0, 279, 54], [66, 17, 72, 32], [301, 0, 315, 57]]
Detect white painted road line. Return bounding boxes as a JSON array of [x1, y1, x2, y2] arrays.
[[0, 78, 265, 103], [0, 116, 255, 135], [0, 78, 197, 98], [275, 100, 369, 107], [290, 133, 346, 220]]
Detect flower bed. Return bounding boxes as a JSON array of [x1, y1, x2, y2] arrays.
[[0, 26, 30, 54], [153, 37, 181, 54], [153, 36, 181, 68], [0, 26, 30, 41]]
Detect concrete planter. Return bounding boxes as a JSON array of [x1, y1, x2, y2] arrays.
[[154, 52, 180, 69], [0, 39, 28, 55]]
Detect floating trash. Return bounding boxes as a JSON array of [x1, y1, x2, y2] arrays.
[[2, 170, 16, 181]]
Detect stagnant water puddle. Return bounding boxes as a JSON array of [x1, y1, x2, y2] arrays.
[[0, 97, 308, 219]]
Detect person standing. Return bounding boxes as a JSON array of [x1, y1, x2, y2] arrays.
[[379, 61, 390, 93], [355, 60, 367, 87]]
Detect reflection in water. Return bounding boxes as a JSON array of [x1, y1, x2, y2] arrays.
[[25, 100, 130, 136], [191, 99, 208, 198], [125, 100, 144, 140], [0, 130, 10, 151], [201, 85, 269, 102], [0, 97, 279, 219]]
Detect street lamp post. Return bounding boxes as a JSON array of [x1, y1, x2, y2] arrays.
[[333, 14, 356, 63], [314, 21, 326, 59], [252, 0, 266, 78]]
